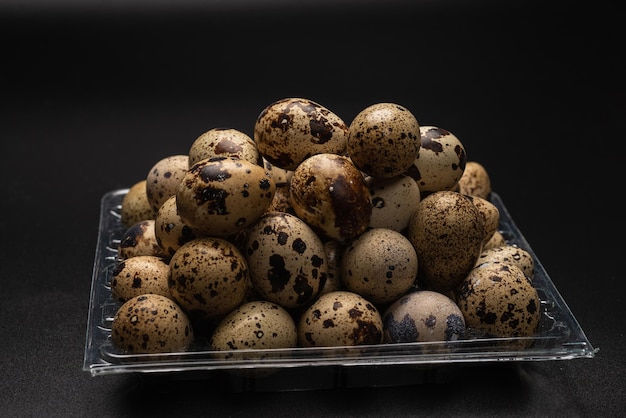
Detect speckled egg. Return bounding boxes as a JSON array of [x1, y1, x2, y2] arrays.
[[146, 154, 190, 213], [289, 153, 372, 240], [110, 255, 172, 302], [188, 128, 262, 168], [169, 237, 250, 319], [209, 300, 298, 355], [298, 290, 384, 347], [118, 219, 167, 260], [382, 290, 466, 346], [466, 195, 500, 245], [407, 191, 485, 293], [121, 180, 155, 228], [341, 228, 418, 305], [254, 97, 349, 171], [365, 174, 421, 232], [475, 245, 535, 281], [244, 212, 328, 309], [456, 161, 492, 199], [176, 157, 276, 238], [111, 294, 194, 354], [263, 157, 294, 187], [456, 262, 540, 341], [319, 240, 346, 295], [405, 126, 466, 195], [484, 230, 506, 250], [347, 103, 421, 179], [154, 195, 198, 259]]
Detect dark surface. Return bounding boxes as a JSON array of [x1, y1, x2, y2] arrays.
[[1, 1, 623, 417]]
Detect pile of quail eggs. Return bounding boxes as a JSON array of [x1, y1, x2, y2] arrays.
[[110, 97, 540, 356]]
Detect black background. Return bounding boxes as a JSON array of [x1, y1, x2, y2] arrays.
[[1, 1, 623, 416]]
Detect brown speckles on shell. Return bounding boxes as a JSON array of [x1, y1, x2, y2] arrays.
[[145, 155, 189, 213], [188, 128, 261, 168], [254, 98, 349, 171], [298, 291, 383, 347], [118, 219, 167, 259]]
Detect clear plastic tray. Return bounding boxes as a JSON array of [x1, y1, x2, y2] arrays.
[[83, 189, 597, 387]]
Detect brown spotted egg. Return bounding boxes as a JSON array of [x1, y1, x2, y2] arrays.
[[176, 157, 276, 238], [466, 195, 500, 246], [289, 153, 372, 240], [456, 262, 541, 343], [254, 97, 349, 171], [475, 245, 535, 281], [407, 191, 484, 293], [209, 300, 298, 355], [146, 154, 189, 213], [169, 237, 250, 319], [382, 290, 466, 347], [121, 180, 155, 228], [341, 228, 418, 305], [347, 103, 421, 179], [484, 230, 506, 250], [244, 212, 328, 309], [111, 294, 194, 354], [188, 128, 262, 168], [298, 290, 384, 347], [110, 255, 171, 302], [365, 174, 421, 232], [154, 195, 198, 259], [456, 161, 492, 199], [118, 219, 167, 260], [405, 126, 466, 195]]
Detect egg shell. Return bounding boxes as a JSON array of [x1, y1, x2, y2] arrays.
[[341, 228, 418, 305], [366, 174, 421, 232], [466, 195, 500, 245], [298, 291, 383, 347], [475, 245, 535, 281], [347, 103, 421, 179], [209, 300, 298, 355], [118, 219, 167, 260], [176, 157, 276, 237], [154, 195, 198, 259], [121, 180, 155, 228], [407, 191, 485, 292], [319, 240, 346, 296], [254, 97, 349, 171], [456, 161, 492, 199], [382, 290, 466, 346], [146, 154, 190, 213], [265, 184, 295, 215], [110, 255, 172, 302], [188, 128, 262, 168], [244, 212, 328, 309], [111, 294, 194, 354], [169, 237, 250, 319], [289, 153, 372, 240], [456, 262, 541, 341], [483, 230, 507, 250], [263, 157, 294, 187], [405, 126, 466, 194]]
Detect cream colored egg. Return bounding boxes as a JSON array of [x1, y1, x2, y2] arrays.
[[289, 153, 372, 240], [466, 195, 500, 245], [111, 294, 194, 354], [382, 290, 466, 346], [484, 230, 506, 250], [254, 97, 349, 171], [365, 174, 421, 232], [154, 195, 198, 259], [456, 262, 540, 342], [244, 212, 328, 309], [457, 161, 492, 199], [117, 219, 167, 260], [120, 180, 155, 228], [176, 157, 276, 238], [188, 128, 261, 168], [110, 255, 171, 302], [475, 245, 535, 281], [298, 291, 383, 347], [407, 191, 484, 292], [341, 228, 418, 305], [169, 237, 250, 319], [209, 300, 298, 355], [405, 126, 466, 194], [347, 103, 421, 179], [146, 154, 189, 213]]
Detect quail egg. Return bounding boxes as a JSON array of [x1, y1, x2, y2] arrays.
[[188, 128, 262, 168], [110, 255, 172, 302], [475, 244, 535, 281], [118, 219, 167, 260], [154, 195, 198, 259], [146, 154, 190, 213], [365, 174, 421, 232], [456, 161, 492, 199], [120, 180, 155, 228]]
